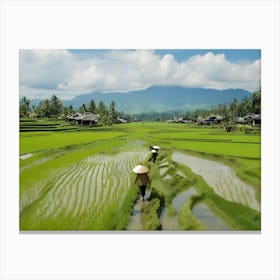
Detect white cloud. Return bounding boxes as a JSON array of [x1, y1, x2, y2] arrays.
[[19, 49, 261, 99]]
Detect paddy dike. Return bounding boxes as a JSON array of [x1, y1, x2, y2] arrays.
[[160, 187, 197, 230]]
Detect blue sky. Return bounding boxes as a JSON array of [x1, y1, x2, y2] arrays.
[[20, 49, 261, 99], [68, 49, 261, 63]]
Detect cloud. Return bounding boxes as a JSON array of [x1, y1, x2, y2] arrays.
[[20, 49, 261, 99]]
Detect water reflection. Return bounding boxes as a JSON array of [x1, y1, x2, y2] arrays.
[[160, 187, 197, 230], [192, 203, 231, 230], [172, 151, 260, 211]]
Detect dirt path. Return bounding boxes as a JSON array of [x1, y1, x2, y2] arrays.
[[126, 191, 151, 231]]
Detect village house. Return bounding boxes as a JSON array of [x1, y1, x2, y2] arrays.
[[167, 117, 190, 123], [237, 113, 261, 126], [202, 115, 222, 125], [116, 117, 128, 123], [195, 115, 222, 125], [67, 112, 99, 126]]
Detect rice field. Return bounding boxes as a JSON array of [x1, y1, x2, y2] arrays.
[[20, 121, 261, 231], [172, 151, 260, 211], [20, 149, 148, 230]]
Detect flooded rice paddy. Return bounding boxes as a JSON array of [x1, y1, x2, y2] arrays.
[[126, 191, 151, 231], [21, 149, 148, 229], [172, 151, 260, 211], [192, 203, 231, 230], [160, 187, 197, 230], [20, 146, 259, 231]]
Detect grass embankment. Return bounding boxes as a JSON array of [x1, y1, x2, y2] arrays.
[[20, 118, 78, 132]]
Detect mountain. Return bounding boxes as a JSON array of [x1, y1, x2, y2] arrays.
[[31, 86, 252, 114]]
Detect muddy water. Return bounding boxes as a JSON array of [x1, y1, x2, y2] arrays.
[[192, 203, 231, 230], [126, 191, 151, 230], [160, 187, 197, 230], [172, 151, 260, 212], [126, 200, 145, 230]]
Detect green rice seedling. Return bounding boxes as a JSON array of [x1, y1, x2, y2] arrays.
[[20, 142, 149, 230], [166, 203, 177, 217], [142, 198, 161, 230], [178, 195, 207, 230]]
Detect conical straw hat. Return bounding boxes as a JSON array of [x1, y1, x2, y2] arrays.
[[132, 165, 149, 174], [153, 145, 160, 149], [151, 149, 157, 153]]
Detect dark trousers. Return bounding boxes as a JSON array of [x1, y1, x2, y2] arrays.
[[139, 185, 146, 197]]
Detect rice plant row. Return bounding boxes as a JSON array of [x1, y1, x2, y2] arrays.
[[21, 149, 148, 230]]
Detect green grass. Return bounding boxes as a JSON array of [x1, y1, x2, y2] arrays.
[[178, 195, 207, 230], [141, 198, 162, 230], [20, 130, 126, 154]]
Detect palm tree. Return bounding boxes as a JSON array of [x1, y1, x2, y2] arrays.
[[88, 99, 97, 114], [20, 96, 30, 117]]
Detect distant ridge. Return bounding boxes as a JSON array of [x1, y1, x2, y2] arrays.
[[30, 86, 252, 114]]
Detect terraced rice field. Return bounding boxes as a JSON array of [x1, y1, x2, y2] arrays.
[[160, 188, 197, 230], [172, 151, 260, 211], [20, 149, 148, 230], [20, 121, 261, 231]]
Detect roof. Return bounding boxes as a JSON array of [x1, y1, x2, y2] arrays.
[[244, 113, 261, 120], [69, 112, 99, 122]]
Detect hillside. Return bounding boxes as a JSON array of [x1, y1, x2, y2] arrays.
[[31, 86, 252, 114]]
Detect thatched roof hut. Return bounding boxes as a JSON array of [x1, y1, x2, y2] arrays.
[[67, 112, 99, 126]]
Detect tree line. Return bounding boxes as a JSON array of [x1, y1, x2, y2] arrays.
[[184, 88, 261, 120], [19, 95, 128, 125], [20, 88, 261, 126]]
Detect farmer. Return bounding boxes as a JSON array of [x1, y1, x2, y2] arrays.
[[133, 164, 150, 201], [152, 145, 160, 151], [148, 149, 158, 162], [149, 145, 160, 152]]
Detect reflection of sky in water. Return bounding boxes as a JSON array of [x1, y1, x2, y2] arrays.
[[192, 203, 231, 230], [159, 167, 168, 175], [172, 151, 260, 212]]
